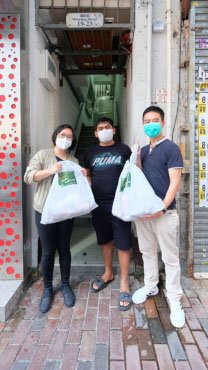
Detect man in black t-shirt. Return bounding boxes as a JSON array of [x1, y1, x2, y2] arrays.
[[85, 117, 132, 311], [132, 106, 185, 329]]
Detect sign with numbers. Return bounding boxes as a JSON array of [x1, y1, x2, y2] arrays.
[[198, 86, 208, 207], [66, 13, 104, 28], [155, 89, 175, 103]]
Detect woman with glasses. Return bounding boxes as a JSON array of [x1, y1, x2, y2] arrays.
[[24, 124, 87, 313]]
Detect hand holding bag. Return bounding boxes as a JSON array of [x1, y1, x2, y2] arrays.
[[112, 144, 165, 221], [41, 160, 97, 224]]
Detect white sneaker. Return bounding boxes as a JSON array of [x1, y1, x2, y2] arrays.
[[169, 301, 185, 328], [132, 286, 159, 304]]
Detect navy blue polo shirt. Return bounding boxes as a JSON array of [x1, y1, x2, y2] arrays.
[[141, 138, 183, 210]]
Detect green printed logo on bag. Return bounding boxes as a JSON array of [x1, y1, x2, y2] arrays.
[[120, 172, 131, 192], [58, 171, 77, 187]]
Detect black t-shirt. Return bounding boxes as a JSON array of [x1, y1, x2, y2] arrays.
[[85, 142, 131, 203], [141, 139, 183, 209]]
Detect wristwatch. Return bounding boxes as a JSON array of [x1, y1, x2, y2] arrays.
[[162, 209, 166, 214]]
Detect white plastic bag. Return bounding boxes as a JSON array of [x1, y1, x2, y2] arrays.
[[112, 144, 165, 221], [41, 160, 97, 224]]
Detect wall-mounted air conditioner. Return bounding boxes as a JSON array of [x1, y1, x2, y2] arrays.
[[39, 50, 57, 91]]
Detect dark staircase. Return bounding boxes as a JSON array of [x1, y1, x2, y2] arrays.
[[75, 125, 98, 167]]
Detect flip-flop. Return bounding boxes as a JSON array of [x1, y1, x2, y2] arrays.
[[90, 276, 114, 293], [118, 291, 133, 311]]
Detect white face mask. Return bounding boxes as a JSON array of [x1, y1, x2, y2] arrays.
[[97, 129, 114, 143], [56, 137, 72, 150]]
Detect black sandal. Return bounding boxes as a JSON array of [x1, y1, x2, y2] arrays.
[[90, 277, 114, 293], [118, 291, 133, 311]]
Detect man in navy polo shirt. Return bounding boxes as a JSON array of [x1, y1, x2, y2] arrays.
[[132, 106, 185, 328]]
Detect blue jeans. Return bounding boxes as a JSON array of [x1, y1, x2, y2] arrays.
[[35, 211, 74, 289]]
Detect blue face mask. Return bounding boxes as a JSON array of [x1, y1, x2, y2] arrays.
[[144, 122, 162, 138]]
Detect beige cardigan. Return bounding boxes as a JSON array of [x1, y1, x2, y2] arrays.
[[24, 148, 79, 213]]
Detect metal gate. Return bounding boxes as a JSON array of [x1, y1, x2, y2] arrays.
[[189, 0, 208, 278]]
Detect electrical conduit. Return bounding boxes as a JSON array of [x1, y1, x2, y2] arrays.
[[166, 0, 172, 139]]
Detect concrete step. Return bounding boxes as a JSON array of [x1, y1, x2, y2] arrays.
[[0, 280, 24, 322], [54, 260, 135, 276]]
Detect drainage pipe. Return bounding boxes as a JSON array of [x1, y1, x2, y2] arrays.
[[146, 0, 153, 144], [166, 0, 172, 139], [146, 0, 153, 107]]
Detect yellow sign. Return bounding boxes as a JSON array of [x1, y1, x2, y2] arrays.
[[198, 92, 208, 207]]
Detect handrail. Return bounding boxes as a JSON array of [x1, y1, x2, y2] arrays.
[[71, 103, 85, 156], [116, 100, 121, 141]]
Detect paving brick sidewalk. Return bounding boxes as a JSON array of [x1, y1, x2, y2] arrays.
[[0, 274, 208, 370]]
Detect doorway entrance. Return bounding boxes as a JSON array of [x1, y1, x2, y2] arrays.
[[36, 0, 135, 273]]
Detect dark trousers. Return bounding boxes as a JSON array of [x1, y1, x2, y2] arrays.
[[35, 211, 74, 289]]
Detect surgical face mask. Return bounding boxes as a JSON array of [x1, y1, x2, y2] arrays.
[[56, 137, 72, 150], [97, 129, 114, 143], [144, 122, 162, 138]]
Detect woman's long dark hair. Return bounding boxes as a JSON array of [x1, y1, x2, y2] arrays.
[[52, 124, 77, 152]]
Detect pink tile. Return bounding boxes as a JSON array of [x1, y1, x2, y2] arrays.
[[189, 298, 208, 319], [110, 361, 125, 370], [38, 319, 58, 345], [174, 361, 191, 370], [77, 282, 90, 299], [28, 345, 49, 370], [192, 331, 208, 361], [67, 318, 83, 344], [110, 331, 124, 361], [17, 331, 40, 361], [10, 320, 31, 345], [79, 331, 95, 361], [184, 308, 201, 330], [178, 322, 195, 344], [48, 330, 68, 360], [61, 344, 79, 370], [99, 299, 110, 318], [126, 345, 141, 370], [96, 317, 109, 344], [154, 344, 174, 370], [73, 299, 87, 318], [84, 308, 97, 330], [110, 308, 122, 330], [0, 345, 21, 370], [184, 344, 207, 370], [142, 361, 158, 370]]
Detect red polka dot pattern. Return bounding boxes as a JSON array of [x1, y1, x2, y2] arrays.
[[6, 228, 14, 235], [6, 266, 14, 274], [0, 14, 21, 279]]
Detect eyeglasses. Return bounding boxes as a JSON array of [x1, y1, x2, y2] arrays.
[[58, 133, 73, 140], [97, 124, 112, 131]]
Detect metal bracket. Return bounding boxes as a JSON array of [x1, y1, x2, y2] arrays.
[[191, 27, 204, 31], [180, 58, 190, 68], [182, 160, 190, 174], [180, 126, 190, 132]]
